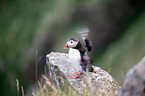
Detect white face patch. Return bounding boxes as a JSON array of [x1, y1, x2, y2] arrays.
[[67, 40, 78, 48]]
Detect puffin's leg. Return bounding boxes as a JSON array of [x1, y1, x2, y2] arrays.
[[71, 72, 81, 79]]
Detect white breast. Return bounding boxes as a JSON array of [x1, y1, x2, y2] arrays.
[[69, 48, 82, 71]]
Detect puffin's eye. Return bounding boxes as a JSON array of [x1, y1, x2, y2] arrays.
[[70, 41, 73, 43]]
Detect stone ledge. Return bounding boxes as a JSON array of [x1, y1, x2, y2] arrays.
[[46, 52, 119, 95]]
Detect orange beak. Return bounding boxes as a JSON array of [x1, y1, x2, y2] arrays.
[[64, 43, 69, 49]]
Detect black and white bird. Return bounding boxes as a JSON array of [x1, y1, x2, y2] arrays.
[[64, 33, 94, 79]]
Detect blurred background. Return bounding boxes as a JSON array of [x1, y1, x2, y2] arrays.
[[0, 0, 145, 95]]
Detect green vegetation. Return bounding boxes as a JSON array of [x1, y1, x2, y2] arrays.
[[31, 75, 80, 96]]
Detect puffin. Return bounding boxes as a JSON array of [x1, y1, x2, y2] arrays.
[[64, 37, 94, 79]]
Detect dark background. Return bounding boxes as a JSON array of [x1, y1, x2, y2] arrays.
[[0, 0, 145, 95]]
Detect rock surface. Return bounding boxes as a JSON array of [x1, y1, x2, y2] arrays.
[[46, 52, 119, 95], [116, 56, 145, 96]]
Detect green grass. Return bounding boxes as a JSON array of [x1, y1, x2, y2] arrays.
[[27, 73, 91, 96], [32, 75, 79, 96]]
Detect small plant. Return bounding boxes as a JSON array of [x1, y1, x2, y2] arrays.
[[31, 74, 82, 96], [16, 79, 25, 96]]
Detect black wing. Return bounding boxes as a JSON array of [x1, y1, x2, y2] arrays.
[[84, 38, 92, 51], [77, 27, 92, 51]]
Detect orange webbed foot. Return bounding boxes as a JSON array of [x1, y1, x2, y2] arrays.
[[71, 72, 81, 79]]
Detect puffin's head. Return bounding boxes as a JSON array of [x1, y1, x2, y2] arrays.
[[64, 37, 79, 49]]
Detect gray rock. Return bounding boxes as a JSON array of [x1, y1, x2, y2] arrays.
[[46, 52, 119, 95], [116, 56, 145, 96]]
